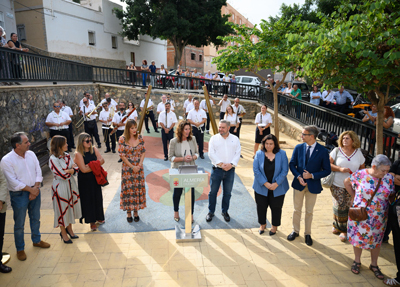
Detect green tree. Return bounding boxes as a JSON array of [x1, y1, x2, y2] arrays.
[[114, 0, 232, 68], [288, 0, 400, 155], [213, 19, 302, 140]]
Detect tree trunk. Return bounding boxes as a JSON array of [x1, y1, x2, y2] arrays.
[[375, 99, 385, 155], [172, 41, 184, 69]]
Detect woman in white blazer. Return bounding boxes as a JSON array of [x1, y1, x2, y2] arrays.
[[168, 120, 199, 222]]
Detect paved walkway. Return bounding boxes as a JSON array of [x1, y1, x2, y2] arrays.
[[1, 122, 397, 286]]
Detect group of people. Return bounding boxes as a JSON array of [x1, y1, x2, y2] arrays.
[[0, 28, 29, 85]]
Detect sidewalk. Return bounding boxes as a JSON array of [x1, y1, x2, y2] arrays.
[[1, 122, 397, 287]]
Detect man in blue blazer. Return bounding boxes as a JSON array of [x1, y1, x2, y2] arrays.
[[287, 125, 331, 246]]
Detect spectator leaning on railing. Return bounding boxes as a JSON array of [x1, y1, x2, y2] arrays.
[[7, 33, 29, 85], [0, 26, 12, 86]]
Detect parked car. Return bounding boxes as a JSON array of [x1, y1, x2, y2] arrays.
[[291, 81, 311, 101], [391, 103, 400, 142], [235, 75, 261, 97]]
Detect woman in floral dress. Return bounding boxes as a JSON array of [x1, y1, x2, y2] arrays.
[[344, 154, 395, 280], [119, 119, 146, 222]]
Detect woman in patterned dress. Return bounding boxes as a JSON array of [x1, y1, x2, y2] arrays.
[[329, 131, 365, 242], [119, 119, 146, 222], [49, 136, 81, 243], [344, 154, 395, 280]]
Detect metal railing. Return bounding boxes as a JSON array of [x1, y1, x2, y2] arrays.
[[259, 89, 399, 162]]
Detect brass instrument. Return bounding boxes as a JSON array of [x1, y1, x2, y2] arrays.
[[76, 102, 102, 128], [103, 105, 115, 142]]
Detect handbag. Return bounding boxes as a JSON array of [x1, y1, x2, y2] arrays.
[[321, 148, 339, 188], [349, 178, 381, 221]]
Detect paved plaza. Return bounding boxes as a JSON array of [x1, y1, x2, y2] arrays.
[[1, 122, 397, 286]]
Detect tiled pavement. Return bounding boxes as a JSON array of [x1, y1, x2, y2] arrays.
[[1, 122, 397, 286]]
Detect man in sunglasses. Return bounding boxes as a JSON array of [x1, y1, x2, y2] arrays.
[[45, 101, 72, 152], [80, 98, 101, 149], [99, 103, 116, 153]]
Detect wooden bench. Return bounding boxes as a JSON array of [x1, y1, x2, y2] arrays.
[[30, 138, 50, 168]]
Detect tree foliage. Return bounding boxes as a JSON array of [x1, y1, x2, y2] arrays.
[[213, 18, 303, 140], [114, 0, 232, 68], [288, 0, 400, 154]]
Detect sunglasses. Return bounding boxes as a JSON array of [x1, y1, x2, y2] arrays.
[[84, 139, 92, 143], [54, 106, 60, 108]]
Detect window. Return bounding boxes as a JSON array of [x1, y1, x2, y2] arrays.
[[199, 55, 202, 61], [17, 25, 26, 41], [88, 31, 95, 46], [111, 35, 117, 49], [232, 14, 235, 20], [130, 52, 135, 64], [0, 12, 4, 28], [191, 53, 195, 60], [242, 77, 252, 83], [239, 19, 242, 25]]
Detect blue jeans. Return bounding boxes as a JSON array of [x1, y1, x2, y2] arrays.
[[208, 168, 235, 214], [142, 73, 147, 87], [9, 191, 41, 251]]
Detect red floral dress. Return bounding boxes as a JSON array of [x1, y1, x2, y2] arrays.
[[119, 135, 146, 211]]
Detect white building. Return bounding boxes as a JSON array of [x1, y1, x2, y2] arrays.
[[0, 1, 17, 38], [14, 0, 167, 68]]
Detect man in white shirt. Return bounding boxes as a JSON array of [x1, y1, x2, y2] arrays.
[[100, 93, 118, 110], [187, 99, 207, 159], [232, 98, 246, 139], [0, 132, 50, 261], [218, 94, 231, 120], [206, 120, 241, 223], [166, 94, 175, 109], [99, 102, 116, 153], [112, 102, 128, 162], [45, 101, 72, 152], [321, 89, 334, 109], [183, 94, 193, 117], [140, 97, 159, 133], [200, 95, 216, 133], [158, 102, 178, 161], [79, 92, 94, 108], [157, 94, 175, 115], [60, 100, 75, 149], [80, 98, 101, 148]]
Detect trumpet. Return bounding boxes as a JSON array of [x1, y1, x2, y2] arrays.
[[76, 102, 102, 128]]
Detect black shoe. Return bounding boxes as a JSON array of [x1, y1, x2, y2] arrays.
[[59, 232, 73, 244], [269, 231, 276, 236], [221, 212, 230, 222], [0, 263, 12, 273], [164, 157, 168, 161], [68, 149, 72, 152], [305, 235, 313, 246], [104, 150, 111, 153], [206, 212, 214, 222], [147, 130, 150, 134], [98, 144, 101, 148], [200, 155, 205, 159], [258, 229, 265, 235], [66, 229, 79, 239], [155, 130, 159, 133], [127, 216, 133, 223], [287, 232, 299, 241], [118, 159, 122, 163], [112, 150, 116, 153], [134, 216, 140, 222], [240, 155, 243, 158]]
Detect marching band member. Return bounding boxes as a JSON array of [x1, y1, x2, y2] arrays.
[[60, 100, 76, 149], [232, 98, 246, 139], [200, 95, 216, 133], [45, 101, 72, 152], [158, 102, 177, 161], [79, 98, 101, 149], [187, 99, 207, 159], [127, 102, 138, 121], [99, 102, 116, 153], [253, 105, 272, 158], [100, 93, 118, 109], [140, 96, 159, 133], [112, 101, 128, 162], [79, 92, 94, 108], [157, 94, 175, 115], [218, 94, 231, 120], [166, 94, 175, 109], [223, 105, 240, 137]]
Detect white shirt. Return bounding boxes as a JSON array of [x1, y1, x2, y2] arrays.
[[127, 109, 138, 120], [183, 99, 193, 110], [99, 110, 113, 129], [219, 99, 231, 112], [61, 106, 73, 117], [0, 150, 43, 191], [112, 110, 127, 131], [209, 133, 241, 167], [224, 113, 238, 125], [159, 69, 166, 77], [330, 148, 365, 188], [321, 90, 334, 102], [255, 112, 272, 126], [140, 99, 154, 109], [200, 99, 214, 112], [187, 109, 207, 128], [100, 98, 118, 108], [283, 88, 293, 95], [186, 102, 194, 114], [158, 111, 178, 129], [80, 103, 98, 120], [157, 102, 175, 113], [305, 141, 317, 158], [232, 104, 246, 118], [45, 111, 71, 130], [79, 98, 94, 108], [167, 99, 175, 108]]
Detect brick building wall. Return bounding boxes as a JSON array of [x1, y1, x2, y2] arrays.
[[167, 42, 204, 73]]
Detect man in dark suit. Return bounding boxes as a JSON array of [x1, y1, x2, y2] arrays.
[[287, 125, 331, 246]]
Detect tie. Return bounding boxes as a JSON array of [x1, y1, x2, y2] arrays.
[[165, 112, 168, 128], [305, 145, 311, 165]]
